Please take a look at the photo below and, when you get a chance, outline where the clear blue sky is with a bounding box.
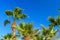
[0,0,60,38]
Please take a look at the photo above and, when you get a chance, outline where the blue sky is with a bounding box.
[0,0,60,38]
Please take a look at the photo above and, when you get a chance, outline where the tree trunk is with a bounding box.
[46,36,51,40]
[24,34,33,40]
[11,21,16,37]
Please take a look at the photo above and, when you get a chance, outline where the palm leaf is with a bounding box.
[48,16,55,23]
[20,14,27,19]
[48,24,54,32]
[26,23,33,34]
[50,29,58,37]
[5,10,13,16]
[17,23,25,35]
[19,22,25,29]
[17,22,33,36]
[56,15,60,25]
[41,24,49,36]
[48,16,57,25]
[41,24,47,30]
[15,14,27,20]
[3,34,12,39]
[14,7,27,20]
[35,34,41,40]
[3,33,18,40]
[14,7,22,14]
[4,20,10,26]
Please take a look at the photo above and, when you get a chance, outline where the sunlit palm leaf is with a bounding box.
[17,22,25,35]
[50,29,58,37]
[4,20,10,26]
[19,22,25,29]
[26,23,33,30]
[17,22,33,36]
[41,24,52,36]
[48,24,54,32]
[26,23,32,32]
[5,10,13,16]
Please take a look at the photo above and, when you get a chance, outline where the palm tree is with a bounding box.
[48,15,60,40]
[41,24,58,40]
[48,14,60,31]
[32,29,43,40]
[17,22,42,40]
[48,8,60,26]
[4,7,27,39]
[17,22,33,40]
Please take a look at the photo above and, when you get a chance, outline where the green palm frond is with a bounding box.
[56,15,60,25]
[15,13,27,20]
[3,33,12,39]
[17,22,25,35]
[48,16,57,26]
[5,7,27,20]
[4,20,10,26]
[5,10,13,16]
[14,7,22,14]
[15,14,27,20]
[48,16,55,23]
[48,24,54,32]
[34,29,39,33]
[41,24,47,30]
[14,7,27,19]
[41,25,48,36]
[20,14,27,19]
[19,22,25,29]
[3,33,18,40]
[4,35,7,39]
[35,34,41,40]
[15,14,20,19]
[17,22,33,35]
[26,23,33,30]
[19,22,33,31]
[50,29,58,37]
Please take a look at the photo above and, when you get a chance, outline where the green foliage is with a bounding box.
[3,7,60,40]
[4,7,27,26]
[17,22,33,35]
[48,16,57,26]
[48,15,60,26]
[4,20,10,26]
[56,15,60,25]
[3,33,18,40]
[40,24,58,40]
[5,10,13,16]
[15,14,27,19]
[14,7,22,14]
[3,34,12,39]
[5,7,27,20]
[48,16,55,23]
[3,7,27,40]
